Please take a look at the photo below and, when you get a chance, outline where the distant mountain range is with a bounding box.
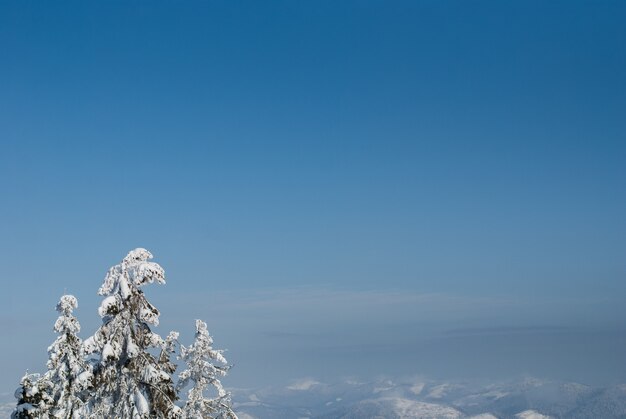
[231,377,626,418]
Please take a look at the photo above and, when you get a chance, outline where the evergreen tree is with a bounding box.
[44,295,93,418]
[177,320,237,419]
[83,248,180,418]
[12,373,54,419]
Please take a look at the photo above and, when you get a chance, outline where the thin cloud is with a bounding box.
[443,325,573,337]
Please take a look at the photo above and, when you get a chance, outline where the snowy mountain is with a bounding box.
[315,398,463,419]
[230,377,626,419]
[515,411,552,419]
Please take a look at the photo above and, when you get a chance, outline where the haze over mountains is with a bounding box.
[228,376,626,418]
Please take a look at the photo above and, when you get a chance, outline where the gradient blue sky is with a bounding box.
[1,1,626,391]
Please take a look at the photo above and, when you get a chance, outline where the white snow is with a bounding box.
[371,398,462,419]
[101,342,117,363]
[287,379,321,391]
[97,295,119,317]
[515,410,552,419]
[410,382,425,395]
[427,384,450,399]
[134,388,149,415]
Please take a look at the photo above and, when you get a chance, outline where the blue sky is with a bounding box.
[1,1,626,391]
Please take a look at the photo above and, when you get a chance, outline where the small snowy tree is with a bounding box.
[177,320,237,419]
[12,372,54,419]
[44,295,93,418]
[83,248,179,418]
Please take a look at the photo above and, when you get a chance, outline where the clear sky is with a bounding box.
[1,1,626,392]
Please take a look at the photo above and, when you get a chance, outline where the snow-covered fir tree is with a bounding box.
[44,295,93,418]
[177,320,237,419]
[83,248,180,418]
[12,372,54,419]
[13,248,237,419]
[14,295,91,419]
